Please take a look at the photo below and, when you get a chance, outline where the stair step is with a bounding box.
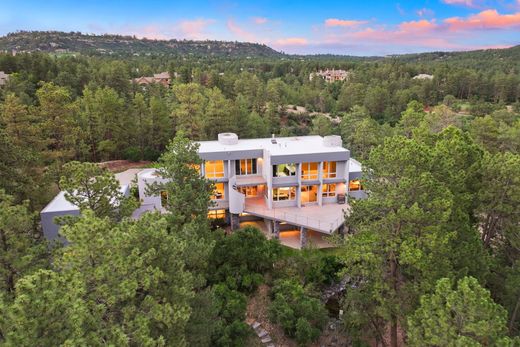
[261,336,272,343]
[257,329,268,338]
[252,321,261,329]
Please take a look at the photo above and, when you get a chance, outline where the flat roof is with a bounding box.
[197,135,348,156]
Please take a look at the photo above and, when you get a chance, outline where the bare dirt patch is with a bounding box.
[98,160,151,173]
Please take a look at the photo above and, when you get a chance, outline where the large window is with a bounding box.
[211,183,225,200]
[238,186,258,197]
[235,159,257,175]
[323,161,337,178]
[208,209,226,219]
[205,160,224,178]
[301,162,319,180]
[272,187,296,201]
[273,163,296,177]
[349,179,362,191]
[322,184,336,198]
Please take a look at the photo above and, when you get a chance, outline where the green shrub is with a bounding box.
[212,283,251,347]
[208,226,282,293]
[122,146,141,162]
[269,279,328,346]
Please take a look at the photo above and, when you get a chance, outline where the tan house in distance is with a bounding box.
[131,71,172,87]
[0,71,10,86]
[310,69,351,83]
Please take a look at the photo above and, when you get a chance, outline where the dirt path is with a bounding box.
[246,284,298,347]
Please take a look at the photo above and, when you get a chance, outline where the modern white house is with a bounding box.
[137,133,365,248]
[41,133,365,248]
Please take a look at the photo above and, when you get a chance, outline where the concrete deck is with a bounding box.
[243,197,348,234]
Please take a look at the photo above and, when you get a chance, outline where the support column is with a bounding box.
[230,213,240,231]
[273,220,280,239]
[338,224,346,239]
[299,226,307,249]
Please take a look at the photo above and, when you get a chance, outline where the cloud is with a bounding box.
[252,17,268,25]
[396,3,406,15]
[416,8,435,17]
[226,19,259,42]
[445,9,520,30]
[273,37,308,46]
[325,18,369,27]
[177,18,215,40]
[96,18,216,40]
[442,0,477,7]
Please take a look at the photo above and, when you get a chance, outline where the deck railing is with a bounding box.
[243,203,344,233]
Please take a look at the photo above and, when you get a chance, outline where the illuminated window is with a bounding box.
[273,163,296,177]
[160,191,168,207]
[205,160,224,178]
[272,187,296,201]
[238,186,258,197]
[323,161,337,178]
[208,209,226,219]
[211,183,225,200]
[322,184,336,197]
[301,162,319,180]
[349,180,362,191]
[235,159,257,175]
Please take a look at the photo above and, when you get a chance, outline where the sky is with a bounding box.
[1,0,519,55]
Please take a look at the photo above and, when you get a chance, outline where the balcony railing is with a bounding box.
[243,203,344,234]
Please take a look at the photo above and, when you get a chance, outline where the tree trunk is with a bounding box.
[509,294,520,334]
[390,256,399,347]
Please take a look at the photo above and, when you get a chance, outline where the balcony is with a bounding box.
[235,175,266,187]
[243,197,348,234]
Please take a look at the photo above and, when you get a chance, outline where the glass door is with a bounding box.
[300,185,318,205]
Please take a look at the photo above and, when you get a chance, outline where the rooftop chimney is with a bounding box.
[217,133,238,145]
[271,134,277,144]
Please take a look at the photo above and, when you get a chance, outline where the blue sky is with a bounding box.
[1,0,519,55]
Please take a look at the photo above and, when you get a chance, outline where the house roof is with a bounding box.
[153,72,170,79]
[197,135,349,157]
[41,185,129,214]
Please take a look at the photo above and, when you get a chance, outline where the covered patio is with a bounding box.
[239,221,335,250]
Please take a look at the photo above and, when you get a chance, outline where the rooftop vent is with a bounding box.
[271,134,277,144]
[323,135,342,147]
[218,133,238,145]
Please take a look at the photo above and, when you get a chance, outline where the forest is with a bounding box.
[0,40,520,346]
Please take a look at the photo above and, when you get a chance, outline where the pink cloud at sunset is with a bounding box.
[177,18,215,40]
[252,17,268,24]
[444,9,520,30]
[226,19,259,42]
[273,37,308,46]
[325,18,369,27]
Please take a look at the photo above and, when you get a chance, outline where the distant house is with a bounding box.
[131,71,173,87]
[0,71,10,86]
[310,69,351,83]
[413,74,434,80]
